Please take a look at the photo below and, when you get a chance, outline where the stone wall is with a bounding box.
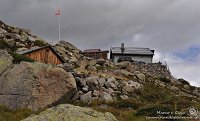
[131,62,172,79]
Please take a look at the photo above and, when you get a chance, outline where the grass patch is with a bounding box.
[107,99,140,109]
[159,77,171,84]
[69,76,200,121]
[0,105,41,121]
[94,107,135,121]
[135,104,173,117]
[0,40,9,49]
[8,52,34,63]
[96,66,105,70]
[33,40,47,47]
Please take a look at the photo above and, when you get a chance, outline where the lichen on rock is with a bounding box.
[22,104,118,121]
[0,61,77,111]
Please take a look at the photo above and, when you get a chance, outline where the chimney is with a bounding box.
[121,43,125,53]
[151,50,155,54]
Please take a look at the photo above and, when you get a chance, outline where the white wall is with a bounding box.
[113,55,153,63]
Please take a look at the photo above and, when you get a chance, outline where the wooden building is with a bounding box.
[110,43,155,63]
[81,49,109,60]
[17,45,65,65]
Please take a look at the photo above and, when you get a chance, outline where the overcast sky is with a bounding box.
[1,0,200,86]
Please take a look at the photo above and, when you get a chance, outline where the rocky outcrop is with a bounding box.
[73,71,144,103]
[54,40,81,65]
[0,20,200,110]
[23,104,118,121]
[0,50,13,74]
[73,58,200,103]
[56,40,79,52]
[131,63,172,79]
[0,61,77,110]
[0,20,47,52]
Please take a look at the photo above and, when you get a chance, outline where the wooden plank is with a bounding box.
[24,47,62,65]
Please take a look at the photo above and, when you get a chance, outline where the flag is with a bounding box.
[55,9,60,15]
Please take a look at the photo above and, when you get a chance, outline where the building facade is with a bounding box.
[110,43,154,63]
[17,45,65,65]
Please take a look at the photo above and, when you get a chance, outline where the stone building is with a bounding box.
[110,43,154,63]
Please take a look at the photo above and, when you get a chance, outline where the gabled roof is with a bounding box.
[17,46,47,55]
[17,45,65,63]
[82,49,109,53]
[111,47,154,55]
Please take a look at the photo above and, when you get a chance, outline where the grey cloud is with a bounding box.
[1,0,181,49]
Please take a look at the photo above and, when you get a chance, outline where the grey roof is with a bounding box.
[17,46,48,55]
[111,47,154,55]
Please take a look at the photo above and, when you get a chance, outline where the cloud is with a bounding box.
[154,51,200,87]
[175,46,200,61]
[1,0,200,86]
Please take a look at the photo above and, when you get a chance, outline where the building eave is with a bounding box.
[111,53,154,56]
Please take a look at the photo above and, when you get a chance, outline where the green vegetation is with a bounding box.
[0,77,198,121]
[8,52,34,63]
[70,100,138,121]
[0,40,9,49]
[108,99,140,109]
[177,78,190,85]
[96,66,105,70]
[33,40,47,47]
[159,77,171,84]
[69,77,199,121]
[0,105,40,121]
[135,104,173,117]
[0,39,22,51]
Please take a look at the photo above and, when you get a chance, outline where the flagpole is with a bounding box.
[55,9,61,41]
[58,11,60,41]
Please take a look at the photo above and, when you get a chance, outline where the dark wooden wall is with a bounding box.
[25,48,62,65]
[82,52,108,59]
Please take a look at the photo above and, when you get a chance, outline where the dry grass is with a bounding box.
[93,107,135,121]
[0,105,41,121]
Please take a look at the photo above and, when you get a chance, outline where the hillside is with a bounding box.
[0,20,199,121]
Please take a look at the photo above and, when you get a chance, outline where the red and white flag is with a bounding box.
[55,9,60,15]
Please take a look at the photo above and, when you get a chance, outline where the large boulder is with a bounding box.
[56,40,80,53]
[23,104,118,121]
[80,91,92,103]
[136,73,145,81]
[127,80,143,89]
[85,76,99,91]
[69,57,78,63]
[122,80,142,93]
[87,65,97,71]
[0,50,13,74]
[115,61,131,69]
[0,28,7,34]
[100,92,113,102]
[88,60,97,66]
[79,58,88,69]
[120,70,134,76]
[0,62,77,110]
[105,78,118,90]
[96,58,106,66]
